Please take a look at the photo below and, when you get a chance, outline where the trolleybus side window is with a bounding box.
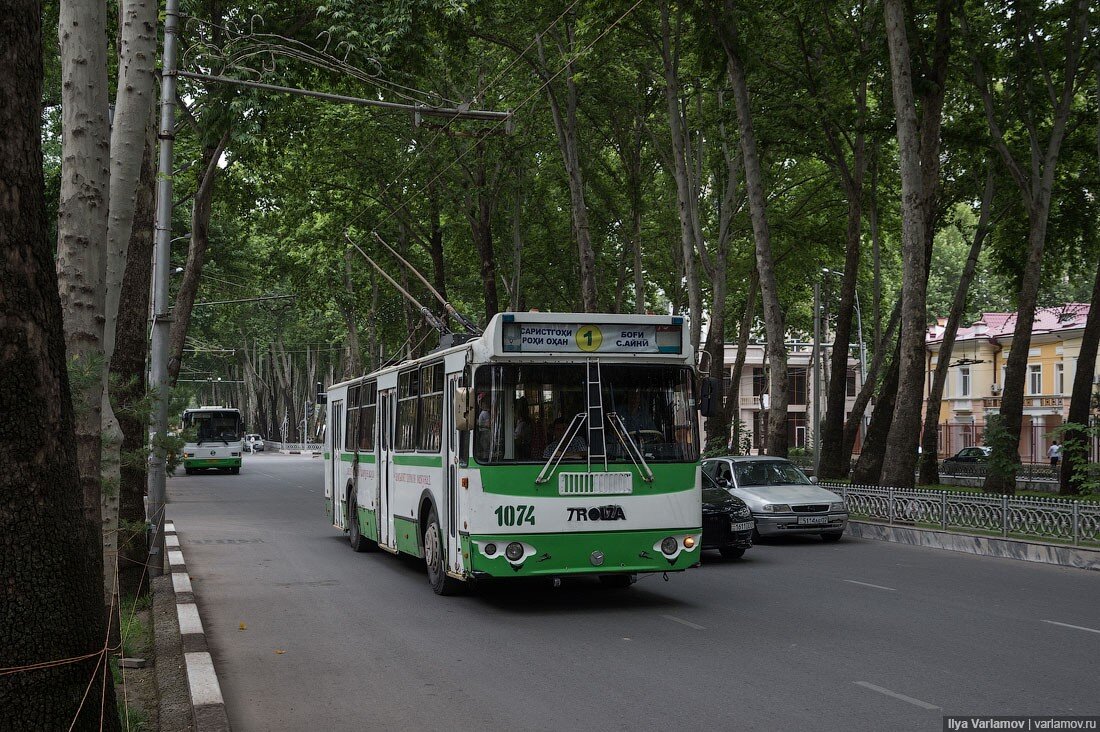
[358,381,377,451]
[396,370,419,451]
[345,384,360,452]
[473,363,698,464]
[418,363,444,453]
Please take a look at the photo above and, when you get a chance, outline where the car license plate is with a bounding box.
[798,516,828,525]
[730,521,754,532]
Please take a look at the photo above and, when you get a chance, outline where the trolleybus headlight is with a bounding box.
[660,537,678,555]
[484,543,497,557]
[682,536,696,549]
[505,542,524,561]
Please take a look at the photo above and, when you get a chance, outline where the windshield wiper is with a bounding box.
[607,413,654,483]
[535,412,586,485]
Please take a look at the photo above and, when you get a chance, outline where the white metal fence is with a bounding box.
[265,441,323,452]
[822,482,1100,547]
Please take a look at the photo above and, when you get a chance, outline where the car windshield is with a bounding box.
[473,363,697,464]
[732,460,811,487]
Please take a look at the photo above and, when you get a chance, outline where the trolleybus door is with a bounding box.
[378,390,395,548]
[330,399,344,527]
[445,374,460,572]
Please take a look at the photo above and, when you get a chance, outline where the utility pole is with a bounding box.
[813,282,821,475]
[147,0,180,577]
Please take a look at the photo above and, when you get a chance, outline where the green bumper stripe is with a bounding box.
[393,454,442,467]
[339,452,377,463]
[184,458,241,468]
[467,528,701,577]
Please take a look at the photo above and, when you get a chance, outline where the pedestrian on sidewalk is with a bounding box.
[1048,440,1061,467]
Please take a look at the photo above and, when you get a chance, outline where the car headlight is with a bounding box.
[830,501,846,511]
[762,503,790,513]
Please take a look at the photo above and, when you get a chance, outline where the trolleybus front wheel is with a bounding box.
[424,507,463,596]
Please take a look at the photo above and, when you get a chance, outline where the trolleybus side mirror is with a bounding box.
[316,381,327,405]
[454,387,474,431]
[699,377,721,418]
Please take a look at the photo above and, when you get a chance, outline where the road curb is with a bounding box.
[162,521,232,731]
[848,520,1100,571]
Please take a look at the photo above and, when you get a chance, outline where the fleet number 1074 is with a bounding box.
[494,505,535,527]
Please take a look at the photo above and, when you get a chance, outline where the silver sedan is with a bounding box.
[701,456,848,542]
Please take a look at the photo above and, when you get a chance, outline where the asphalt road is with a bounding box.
[167,454,1100,732]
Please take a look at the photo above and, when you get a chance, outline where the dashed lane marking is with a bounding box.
[661,614,705,630]
[854,681,940,710]
[1041,620,1100,635]
[844,579,897,592]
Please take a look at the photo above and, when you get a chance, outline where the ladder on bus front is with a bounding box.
[586,359,607,472]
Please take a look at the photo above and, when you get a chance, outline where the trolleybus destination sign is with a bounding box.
[501,320,682,354]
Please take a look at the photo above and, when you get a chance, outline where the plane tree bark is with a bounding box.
[918,166,996,485]
[879,0,952,489]
[964,0,1091,493]
[1059,262,1100,495]
[714,1,789,456]
[0,1,118,722]
[167,129,231,385]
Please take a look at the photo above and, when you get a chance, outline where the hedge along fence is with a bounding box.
[821,482,1100,547]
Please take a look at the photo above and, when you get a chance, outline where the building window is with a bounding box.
[752,367,766,397]
[959,367,971,397]
[788,367,808,405]
[846,368,857,397]
[1055,363,1064,395]
[1028,364,1042,395]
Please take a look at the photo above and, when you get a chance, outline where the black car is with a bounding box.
[701,472,754,559]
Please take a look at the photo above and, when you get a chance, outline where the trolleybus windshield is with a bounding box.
[183,410,242,444]
[473,363,697,464]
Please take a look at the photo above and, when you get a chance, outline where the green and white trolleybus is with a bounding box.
[323,312,705,594]
[181,406,244,474]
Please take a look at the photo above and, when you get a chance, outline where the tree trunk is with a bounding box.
[852,343,901,485]
[427,177,448,324]
[167,130,230,384]
[660,1,703,350]
[0,2,119,722]
[843,299,901,466]
[1060,261,1100,495]
[971,0,1089,493]
[728,271,759,454]
[466,139,499,321]
[537,27,598,312]
[56,0,111,534]
[110,110,157,598]
[341,247,362,378]
[716,4,789,456]
[879,0,932,489]
[918,167,995,485]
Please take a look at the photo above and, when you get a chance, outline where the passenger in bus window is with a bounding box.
[513,397,532,459]
[542,417,588,459]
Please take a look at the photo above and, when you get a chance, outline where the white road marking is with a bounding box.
[1041,620,1100,635]
[163,522,175,533]
[661,614,705,630]
[165,535,180,547]
[844,579,897,592]
[184,652,225,706]
[854,681,940,710]
[168,550,185,567]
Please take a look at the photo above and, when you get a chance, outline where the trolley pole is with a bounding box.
[147,0,181,577]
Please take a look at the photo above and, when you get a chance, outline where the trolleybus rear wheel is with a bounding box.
[347,489,374,552]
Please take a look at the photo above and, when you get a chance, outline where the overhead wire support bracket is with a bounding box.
[175,70,512,123]
[369,232,482,335]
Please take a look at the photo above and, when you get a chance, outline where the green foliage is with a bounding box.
[981,414,1020,489]
[1050,422,1100,496]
